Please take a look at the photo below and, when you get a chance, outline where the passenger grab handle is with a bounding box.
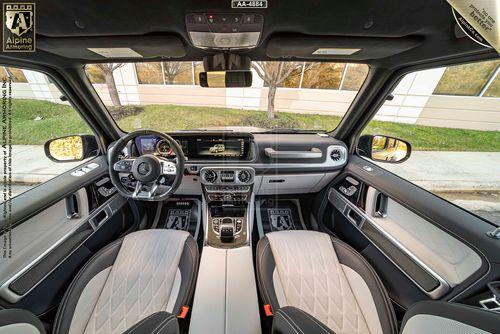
[264,147,323,159]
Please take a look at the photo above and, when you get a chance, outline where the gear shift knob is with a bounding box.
[220,217,235,242]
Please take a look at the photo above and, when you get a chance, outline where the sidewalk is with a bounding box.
[1,146,499,193]
[376,151,500,192]
[0,145,84,184]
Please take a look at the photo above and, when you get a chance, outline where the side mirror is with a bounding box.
[357,134,411,163]
[44,135,99,162]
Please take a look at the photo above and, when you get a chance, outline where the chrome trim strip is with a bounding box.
[264,147,323,159]
[328,189,451,299]
[0,194,126,303]
[188,145,348,171]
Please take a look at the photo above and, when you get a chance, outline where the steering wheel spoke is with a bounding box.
[132,180,160,200]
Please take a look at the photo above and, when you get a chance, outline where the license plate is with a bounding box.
[231,0,268,9]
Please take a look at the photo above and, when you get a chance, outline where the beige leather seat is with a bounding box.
[256,230,500,334]
[256,230,398,334]
[53,229,198,334]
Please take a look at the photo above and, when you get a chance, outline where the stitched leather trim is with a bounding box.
[331,237,398,334]
[256,237,281,310]
[52,238,123,334]
[172,236,199,314]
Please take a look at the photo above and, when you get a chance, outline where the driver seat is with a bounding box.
[52,229,199,334]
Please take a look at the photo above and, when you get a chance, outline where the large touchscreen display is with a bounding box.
[195,138,245,158]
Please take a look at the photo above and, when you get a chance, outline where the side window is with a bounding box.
[0,66,95,199]
[360,59,500,225]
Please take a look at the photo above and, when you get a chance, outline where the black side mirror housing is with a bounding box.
[44,135,99,162]
[357,134,411,164]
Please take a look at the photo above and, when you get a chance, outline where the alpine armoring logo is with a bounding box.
[3,3,35,52]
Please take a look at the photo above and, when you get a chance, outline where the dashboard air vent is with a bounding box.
[237,170,252,183]
[203,169,218,183]
[330,148,345,162]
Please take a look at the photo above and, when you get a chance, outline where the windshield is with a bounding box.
[85,61,369,133]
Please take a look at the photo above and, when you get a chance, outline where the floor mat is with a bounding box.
[256,198,306,239]
[153,198,201,239]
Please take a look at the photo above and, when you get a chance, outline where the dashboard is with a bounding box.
[135,134,252,160]
[115,131,350,195]
[121,131,350,176]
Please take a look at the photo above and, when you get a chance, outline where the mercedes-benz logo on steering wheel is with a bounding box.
[137,162,151,176]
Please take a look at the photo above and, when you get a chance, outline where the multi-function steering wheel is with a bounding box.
[108,130,185,201]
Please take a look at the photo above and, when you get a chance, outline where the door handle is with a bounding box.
[65,194,80,219]
[264,147,322,159]
[374,192,388,218]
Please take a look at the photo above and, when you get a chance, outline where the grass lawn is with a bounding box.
[10,99,500,151]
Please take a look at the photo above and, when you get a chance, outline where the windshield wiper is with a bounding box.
[264,128,326,134]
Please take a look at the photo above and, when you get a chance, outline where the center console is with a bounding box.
[190,166,261,334]
[200,166,255,248]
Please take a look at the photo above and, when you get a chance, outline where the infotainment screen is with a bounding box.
[195,138,245,158]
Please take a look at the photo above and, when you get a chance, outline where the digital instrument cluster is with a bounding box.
[135,134,251,160]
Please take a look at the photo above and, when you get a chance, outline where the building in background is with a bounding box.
[3,60,500,131]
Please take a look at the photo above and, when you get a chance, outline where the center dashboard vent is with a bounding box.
[237,170,252,183]
[203,169,218,183]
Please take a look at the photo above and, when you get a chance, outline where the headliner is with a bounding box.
[0,0,497,71]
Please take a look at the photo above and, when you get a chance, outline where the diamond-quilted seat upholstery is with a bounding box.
[256,230,398,334]
[52,230,199,334]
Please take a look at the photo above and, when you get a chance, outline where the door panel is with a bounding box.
[0,188,90,294]
[0,156,135,315]
[364,186,482,287]
[321,155,496,308]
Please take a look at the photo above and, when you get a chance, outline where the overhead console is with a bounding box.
[186,13,264,49]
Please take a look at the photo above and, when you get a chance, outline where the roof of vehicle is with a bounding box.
[0,0,497,70]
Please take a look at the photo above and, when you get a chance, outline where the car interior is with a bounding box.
[0,0,499,333]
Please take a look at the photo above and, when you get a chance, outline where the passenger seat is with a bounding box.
[256,230,499,334]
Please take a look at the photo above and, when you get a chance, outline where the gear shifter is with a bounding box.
[220,217,235,243]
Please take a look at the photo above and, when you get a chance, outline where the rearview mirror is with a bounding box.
[44,135,99,162]
[199,71,252,88]
[357,135,411,163]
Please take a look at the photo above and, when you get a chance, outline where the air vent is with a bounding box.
[330,148,344,162]
[203,169,218,183]
[237,170,252,183]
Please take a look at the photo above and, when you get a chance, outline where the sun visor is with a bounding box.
[266,35,423,60]
[37,35,186,60]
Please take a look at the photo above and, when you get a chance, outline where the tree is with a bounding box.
[163,62,190,84]
[95,63,124,107]
[252,62,315,118]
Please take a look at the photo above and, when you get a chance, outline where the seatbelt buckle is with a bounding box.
[178,306,190,319]
[263,304,273,316]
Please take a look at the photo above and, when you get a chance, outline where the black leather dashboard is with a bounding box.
[125,132,348,174]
